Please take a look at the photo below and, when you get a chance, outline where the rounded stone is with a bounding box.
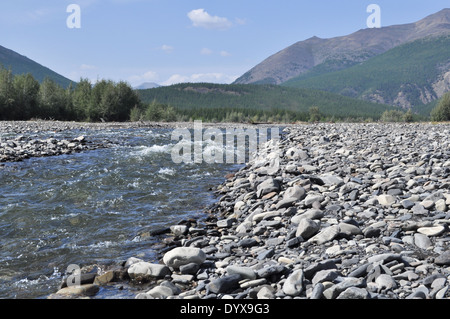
[128,262,171,279]
[226,265,257,280]
[417,225,445,237]
[282,269,304,296]
[163,247,206,269]
[56,284,99,297]
[146,285,174,299]
[375,274,397,290]
[336,287,369,299]
[377,195,396,206]
[308,225,340,245]
[170,225,189,236]
[257,286,275,299]
[296,218,320,239]
[414,233,432,250]
[434,250,450,266]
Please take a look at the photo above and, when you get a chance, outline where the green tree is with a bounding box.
[144,100,177,122]
[12,73,40,120]
[0,67,15,120]
[114,81,140,121]
[88,80,140,122]
[309,106,322,122]
[72,78,92,121]
[431,92,450,122]
[129,105,143,121]
[403,109,414,123]
[97,80,119,121]
[63,83,75,120]
[37,78,68,119]
[88,80,110,121]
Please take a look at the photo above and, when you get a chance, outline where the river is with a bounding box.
[0,126,243,298]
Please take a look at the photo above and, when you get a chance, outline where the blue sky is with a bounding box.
[0,0,448,87]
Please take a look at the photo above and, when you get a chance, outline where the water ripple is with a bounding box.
[0,128,241,298]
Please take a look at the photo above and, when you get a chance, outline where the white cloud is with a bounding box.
[128,70,160,85]
[26,8,52,21]
[235,18,247,25]
[187,9,233,30]
[162,74,190,86]
[162,73,238,86]
[199,48,231,57]
[161,44,174,53]
[80,64,97,70]
[200,48,213,55]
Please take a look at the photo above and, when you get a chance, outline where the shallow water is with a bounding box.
[0,127,242,298]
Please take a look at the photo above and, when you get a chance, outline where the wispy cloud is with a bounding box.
[80,64,98,70]
[187,9,233,30]
[160,44,174,53]
[199,48,231,57]
[200,48,213,55]
[234,17,247,25]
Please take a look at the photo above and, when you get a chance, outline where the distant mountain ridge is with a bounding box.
[283,35,450,110]
[134,82,161,90]
[0,45,73,88]
[234,9,450,86]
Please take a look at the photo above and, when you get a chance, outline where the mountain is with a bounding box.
[0,45,74,88]
[283,35,450,109]
[134,82,161,90]
[234,9,450,86]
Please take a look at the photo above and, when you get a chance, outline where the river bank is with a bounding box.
[40,122,450,300]
[0,120,276,134]
[0,120,277,163]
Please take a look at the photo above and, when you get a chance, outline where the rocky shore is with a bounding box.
[48,122,450,300]
[0,134,106,163]
[0,121,121,162]
[0,120,190,163]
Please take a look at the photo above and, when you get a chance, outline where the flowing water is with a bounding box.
[0,127,243,299]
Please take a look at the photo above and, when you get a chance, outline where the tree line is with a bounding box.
[0,67,140,122]
[0,68,388,124]
[136,82,400,121]
[1,66,448,123]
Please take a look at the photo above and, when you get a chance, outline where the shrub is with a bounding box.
[380,110,405,122]
[403,110,414,123]
[143,100,178,122]
[129,105,143,121]
[308,106,322,122]
[430,92,450,122]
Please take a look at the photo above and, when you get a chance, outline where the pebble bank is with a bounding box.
[42,122,450,299]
